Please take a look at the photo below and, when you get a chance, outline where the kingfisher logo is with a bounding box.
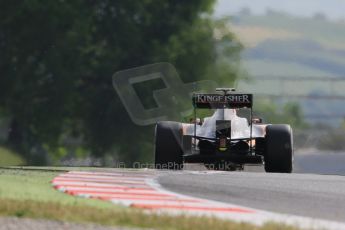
[112,63,218,125]
[193,93,253,109]
[196,94,251,103]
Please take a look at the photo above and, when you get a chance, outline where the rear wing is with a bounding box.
[191,92,254,153]
[192,93,253,109]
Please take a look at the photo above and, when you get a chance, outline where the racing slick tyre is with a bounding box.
[154,121,183,170]
[264,124,293,173]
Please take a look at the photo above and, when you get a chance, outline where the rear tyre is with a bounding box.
[154,121,183,170]
[264,124,293,173]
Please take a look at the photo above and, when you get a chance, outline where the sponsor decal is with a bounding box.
[193,94,253,108]
[196,94,251,103]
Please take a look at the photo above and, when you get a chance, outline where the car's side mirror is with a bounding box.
[190,118,203,125]
[252,117,263,124]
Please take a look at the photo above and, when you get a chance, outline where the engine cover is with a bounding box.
[216,120,231,138]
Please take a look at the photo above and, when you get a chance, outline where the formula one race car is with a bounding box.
[154,88,293,173]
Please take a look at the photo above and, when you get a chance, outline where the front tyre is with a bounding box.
[154,121,183,170]
[264,125,293,173]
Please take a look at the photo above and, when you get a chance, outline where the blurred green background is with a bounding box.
[0,0,244,166]
[1,1,344,166]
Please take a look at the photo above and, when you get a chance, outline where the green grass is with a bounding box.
[238,60,336,96]
[235,14,345,48]
[0,147,26,166]
[0,198,300,230]
[0,168,301,230]
[0,168,120,209]
[231,13,345,79]
[244,59,331,77]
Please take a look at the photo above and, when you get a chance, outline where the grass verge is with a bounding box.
[0,168,299,230]
[0,147,25,166]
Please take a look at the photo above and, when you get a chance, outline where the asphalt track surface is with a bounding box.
[158,167,345,223]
